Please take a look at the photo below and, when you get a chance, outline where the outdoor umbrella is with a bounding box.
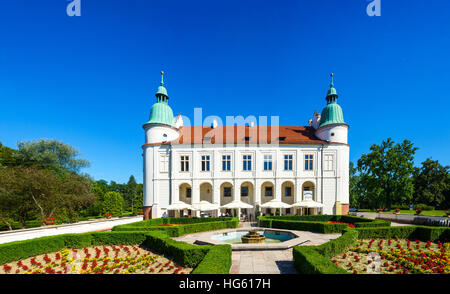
[260,199,292,209]
[291,200,324,208]
[166,201,193,210]
[220,200,253,209]
[192,200,219,211]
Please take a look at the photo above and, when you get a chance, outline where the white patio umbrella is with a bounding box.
[166,201,194,210]
[220,200,253,209]
[260,199,292,209]
[291,200,324,208]
[192,200,220,211]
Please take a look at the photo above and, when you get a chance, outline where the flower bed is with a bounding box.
[0,244,191,274]
[331,238,449,274]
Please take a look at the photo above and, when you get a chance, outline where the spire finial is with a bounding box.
[330,73,334,87]
[160,70,164,86]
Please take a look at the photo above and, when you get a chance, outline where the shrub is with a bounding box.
[355,226,450,242]
[0,230,231,272]
[191,245,232,274]
[258,215,388,232]
[414,204,435,211]
[292,229,357,274]
[112,217,239,237]
[101,191,124,216]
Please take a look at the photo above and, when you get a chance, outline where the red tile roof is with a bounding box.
[171,126,327,145]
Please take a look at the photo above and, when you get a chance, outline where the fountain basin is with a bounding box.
[211,229,295,244]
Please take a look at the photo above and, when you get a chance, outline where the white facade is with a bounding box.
[142,74,350,219]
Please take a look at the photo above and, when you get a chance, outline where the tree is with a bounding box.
[349,162,360,208]
[0,166,95,225]
[356,138,417,210]
[413,158,450,209]
[101,191,124,217]
[0,142,17,167]
[14,139,90,174]
[123,176,139,212]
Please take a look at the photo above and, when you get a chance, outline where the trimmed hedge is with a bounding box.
[192,244,232,274]
[258,215,390,233]
[293,229,358,274]
[355,225,450,242]
[292,225,450,274]
[112,217,239,237]
[0,230,232,273]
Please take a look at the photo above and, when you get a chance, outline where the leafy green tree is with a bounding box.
[123,175,139,212]
[101,191,124,217]
[0,142,17,167]
[357,138,417,210]
[14,139,90,174]
[0,166,95,224]
[413,158,450,209]
[349,162,360,208]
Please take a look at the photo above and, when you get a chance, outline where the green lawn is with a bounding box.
[357,209,448,217]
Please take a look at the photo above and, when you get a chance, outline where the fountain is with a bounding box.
[241,230,266,243]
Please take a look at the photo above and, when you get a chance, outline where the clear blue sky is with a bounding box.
[1,0,449,184]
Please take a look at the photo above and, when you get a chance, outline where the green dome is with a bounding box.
[156,85,168,96]
[319,102,345,128]
[145,71,175,127]
[147,101,175,127]
[319,73,346,128]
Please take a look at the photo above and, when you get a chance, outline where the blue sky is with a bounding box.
[0,0,449,183]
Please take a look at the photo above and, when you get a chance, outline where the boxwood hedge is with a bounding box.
[112,217,239,237]
[0,230,232,273]
[258,215,390,233]
[292,225,450,274]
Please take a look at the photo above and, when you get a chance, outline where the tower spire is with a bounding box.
[155,70,168,101]
[326,73,338,104]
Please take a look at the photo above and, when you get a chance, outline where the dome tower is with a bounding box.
[143,71,181,144]
[315,74,349,144]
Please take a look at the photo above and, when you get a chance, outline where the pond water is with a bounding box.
[211,230,295,244]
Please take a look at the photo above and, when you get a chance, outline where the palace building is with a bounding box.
[142,72,349,220]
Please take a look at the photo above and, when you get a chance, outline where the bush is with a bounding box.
[0,230,231,273]
[292,229,357,274]
[258,215,389,232]
[414,204,435,211]
[192,245,232,274]
[355,226,450,242]
[112,217,239,237]
[101,191,124,217]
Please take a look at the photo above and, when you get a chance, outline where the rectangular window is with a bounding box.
[285,187,292,197]
[224,187,232,197]
[222,155,231,171]
[243,155,252,171]
[241,186,249,197]
[159,154,169,173]
[263,155,273,171]
[284,154,293,171]
[304,154,314,171]
[180,155,190,172]
[265,186,273,197]
[186,188,192,198]
[201,155,210,171]
[324,154,334,171]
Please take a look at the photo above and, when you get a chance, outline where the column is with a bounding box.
[192,182,200,217]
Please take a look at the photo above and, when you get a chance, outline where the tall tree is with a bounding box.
[0,166,95,224]
[0,142,17,167]
[123,175,138,211]
[14,139,90,174]
[413,158,450,209]
[357,138,417,209]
